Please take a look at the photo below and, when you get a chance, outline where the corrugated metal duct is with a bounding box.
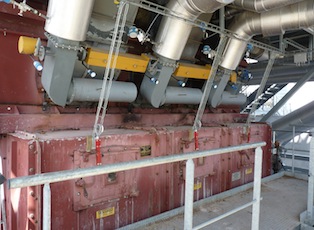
[221,0,314,70]
[233,0,304,12]
[153,0,234,60]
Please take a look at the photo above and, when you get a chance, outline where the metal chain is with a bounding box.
[92,1,129,140]
[192,35,228,131]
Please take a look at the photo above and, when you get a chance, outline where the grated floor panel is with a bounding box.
[141,176,307,230]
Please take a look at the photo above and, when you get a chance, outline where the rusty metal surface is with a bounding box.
[0,123,271,230]
[0,105,247,134]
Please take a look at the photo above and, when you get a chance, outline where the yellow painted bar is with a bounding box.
[174,63,211,80]
[18,36,38,54]
[86,49,237,82]
[85,48,150,73]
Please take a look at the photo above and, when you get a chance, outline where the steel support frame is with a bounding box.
[261,66,314,122]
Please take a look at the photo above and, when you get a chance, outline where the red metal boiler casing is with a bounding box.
[1,123,271,229]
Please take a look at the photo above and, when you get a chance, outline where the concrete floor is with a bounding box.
[140,176,307,230]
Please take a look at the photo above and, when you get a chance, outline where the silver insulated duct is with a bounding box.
[45,0,95,41]
[221,0,314,70]
[153,0,234,60]
[232,0,304,12]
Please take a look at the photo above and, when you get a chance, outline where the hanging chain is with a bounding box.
[92,1,129,164]
[191,35,228,150]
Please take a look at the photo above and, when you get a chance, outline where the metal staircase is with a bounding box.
[241,83,287,114]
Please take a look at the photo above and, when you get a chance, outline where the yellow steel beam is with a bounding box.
[85,48,150,73]
[86,49,237,82]
[174,63,211,80]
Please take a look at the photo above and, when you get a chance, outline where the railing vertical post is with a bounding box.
[252,147,263,230]
[292,126,295,174]
[43,183,51,230]
[184,159,195,230]
[306,136,314,223]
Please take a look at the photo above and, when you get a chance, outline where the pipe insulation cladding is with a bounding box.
[45,0,95,41]
[220,0,314,70]
[233,0,304,12]
[67,78,138,104]
[153,0,234,60]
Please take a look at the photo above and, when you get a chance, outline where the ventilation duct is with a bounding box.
[233,0,304,12]
[153,0,234,60]
[221,0,314,70]
[45,0,95,41]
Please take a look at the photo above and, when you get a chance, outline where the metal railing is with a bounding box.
[8,142,265,230]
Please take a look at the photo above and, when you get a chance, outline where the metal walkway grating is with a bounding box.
[138,176,307,230]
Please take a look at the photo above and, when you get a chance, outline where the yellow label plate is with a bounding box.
[96,207,115,219]
[194,182,202,190]
[245,168,253,175]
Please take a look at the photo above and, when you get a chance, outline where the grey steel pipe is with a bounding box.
[153,0,234,60]
[161,86,246,106]
[233,0,304,12]
[45,0,95,41]
[8,142,265,189]
[221,0,314,70]
[67,78,138,103]
[162,87,203,104]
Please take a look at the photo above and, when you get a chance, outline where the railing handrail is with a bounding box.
[8,141,266,189]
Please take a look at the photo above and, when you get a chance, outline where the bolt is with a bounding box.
[77,192,81,196]
[29,191,35,197]
[29,213,35,219]
[7,107,11,111]
[29,168,34,173]
[29,145,34,150]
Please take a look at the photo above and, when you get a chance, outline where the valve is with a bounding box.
[239,69,252,82]
[150,77,159,85]
[177,80,186,87]
[245,43,254,58]
[33,61,43,71]
[128,26,139,39]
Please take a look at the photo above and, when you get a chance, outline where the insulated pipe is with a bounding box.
[161,86,246,106]
[233,0,304,12]
[153,0,234,60]
[45,0,95,41]
[221,0,314,70]
[162,87,203,104]
[67,78,137,103]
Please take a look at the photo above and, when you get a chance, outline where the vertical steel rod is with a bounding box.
[307,136,314,222]
[251,147,263,230]
[184,159,195,230]
[292,126,295,174]
[43,183,51,230]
